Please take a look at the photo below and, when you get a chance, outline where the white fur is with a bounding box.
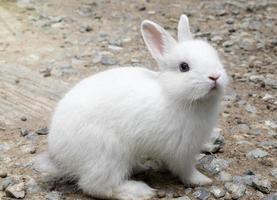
[39,15,228,200]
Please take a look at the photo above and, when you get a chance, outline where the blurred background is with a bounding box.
[0,0,276,199]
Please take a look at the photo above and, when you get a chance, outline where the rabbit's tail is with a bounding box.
[34,152,61,177]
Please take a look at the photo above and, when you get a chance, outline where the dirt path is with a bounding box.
[0,0,276,199]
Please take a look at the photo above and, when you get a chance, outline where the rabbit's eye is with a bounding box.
[179,62,190,72]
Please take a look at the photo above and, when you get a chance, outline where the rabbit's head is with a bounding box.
[141,15,228,102]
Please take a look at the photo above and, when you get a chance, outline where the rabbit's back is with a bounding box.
[47,67,164,168]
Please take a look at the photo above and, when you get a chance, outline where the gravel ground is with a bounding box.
[0,0,276,199]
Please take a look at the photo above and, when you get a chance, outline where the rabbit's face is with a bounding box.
[159,40,228,101]
[141,15,228,101]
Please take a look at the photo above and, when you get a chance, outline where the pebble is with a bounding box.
[264,78,277,89]
[0,143,10,152]
[239,38,257,51]
[0,170,7,178]
[262,94,274,101]
[252,177,272,194]
[39,67,51,77]
[270,168,277,178]
[174,195,191,200]
[210,186,225,198]
[0,177,15,191]
[246,149,269,158]
[35,127,49,135]
[258,141,277,148]
[205,158,231,174]
[267,130,277,137]
[101,56,117,65]
[237,124,250,133]
[249,128,262,136]
[222,41,234,47]
[219,171,233,182]
[233,175,255,185]
[20,116,27,121]
[20,128,30,137]
[193,188,210,200]
[245,104,257,113]
[5,182,25,199]
[265,120,277,129]
[264,193,277,200]
[108,45,123,51]
[46,191,62,200]
[224,182,246,199]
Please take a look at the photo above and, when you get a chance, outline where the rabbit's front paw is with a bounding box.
[184,168,212,186]
[113,180,156,200]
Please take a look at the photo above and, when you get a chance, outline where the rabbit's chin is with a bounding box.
[188,86,223,103]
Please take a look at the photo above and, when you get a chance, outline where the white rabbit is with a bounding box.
[38,15,228,200]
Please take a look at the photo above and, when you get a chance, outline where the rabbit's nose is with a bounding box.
[208,74,221,82]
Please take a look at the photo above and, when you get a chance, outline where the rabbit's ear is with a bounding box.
[141,20,177,61]
[178,15,193,42]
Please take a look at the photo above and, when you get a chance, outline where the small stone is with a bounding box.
[219,171,233,182]
[267,130,277,137]
[138,6,146,11]
[265,120,277,129]
[264,78,277,89]
[79,25,92,32]
[26,133,38,143]
[77,6,93,17]
[0,143,10,152]
[249,128,262,136]
[239,38,257,51]
[20,116,27,121]
[174,195,191,200]
[264,193,277,200]
[0,170,7,178]
[237,124,250,133]
[108,45,123,51]
[245,104,257,113]
[211,35,223,43]
[262,94,274,101]
[0,177,15,191]
[101,56,117,65]
[29,146,37,154]
[244,170,255,175]
[193,188,209,200]
[35,127,49,135]
[224,183,246,199]
[147,10,156,15]
[20,129,29,137]
[197,154,215,169]
[205,158,231,174]
[246,149,268,159]
[258,141,277,148]
[39,68,51,77]
[109,38,122,46]
[249,75,265,83]
[210,186,225,198]
[46,191,62,200]
[270,168,277,178]
[233,175,255,186]
[222,41,234,47]
[252,177,272,194]
[5,182,25,199]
